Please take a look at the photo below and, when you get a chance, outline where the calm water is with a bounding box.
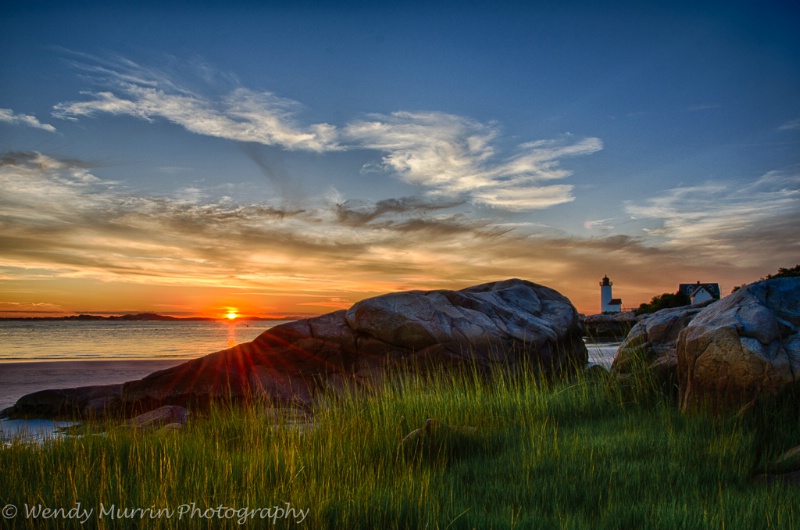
[0,320,289,362]
[0,320,291,417]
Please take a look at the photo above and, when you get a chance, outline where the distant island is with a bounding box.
[0,313,303,322]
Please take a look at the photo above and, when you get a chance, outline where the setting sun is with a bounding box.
[225,309,238,320]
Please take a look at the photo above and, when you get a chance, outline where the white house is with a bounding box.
[679,281,721,304]
[600,275,622,313]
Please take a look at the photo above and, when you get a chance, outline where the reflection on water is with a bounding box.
[1,418,77,446]
[0,320,288,362]
[227,323,237,348]
[585,341,619,369]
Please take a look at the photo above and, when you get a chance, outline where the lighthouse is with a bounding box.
[599,275,622,313]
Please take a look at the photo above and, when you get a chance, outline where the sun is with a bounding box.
[225,309,238,320]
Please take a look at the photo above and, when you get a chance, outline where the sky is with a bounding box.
[1,0,799,318]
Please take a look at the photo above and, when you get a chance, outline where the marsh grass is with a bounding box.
[2,360,799,529]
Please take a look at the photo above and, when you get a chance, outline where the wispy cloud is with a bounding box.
[686,103,722,112]
[4,151,795,312]
[583,217,616,232]
[345,111,602,210]
[52,54,339,152]
[778,119,800,131]
[0,301,63,314]
[0,152,504,288]
[333,196,467,227]
[625,171,800,265]
[9,53,796,312]
[0,150,669,309]
[51,54,602,212]
[0,108,56,132]
[54,86,340,152]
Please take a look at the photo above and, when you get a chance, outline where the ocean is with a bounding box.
[0,320,286,362]
[0,320,286,417]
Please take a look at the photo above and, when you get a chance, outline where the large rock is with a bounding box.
[677,278,800,413]
[2,384,122,419]
[582,313,641,341]
[611,302,713,393]
[123,405,189,429]
[6,279,587,418]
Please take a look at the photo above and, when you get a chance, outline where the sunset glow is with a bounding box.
[1,3,797,318]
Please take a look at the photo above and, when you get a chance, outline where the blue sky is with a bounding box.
[1,0,798,316]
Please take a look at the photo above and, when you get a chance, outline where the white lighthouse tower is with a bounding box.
[600,275,621,313]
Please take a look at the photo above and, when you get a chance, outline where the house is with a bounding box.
[679,281,721,304]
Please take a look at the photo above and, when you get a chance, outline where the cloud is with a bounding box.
[345,111,602,210]
[686,103,721,112]
[333,196,466,227]
[778,119,800,131]
[0,151,658,307]
[0,301,63,314]
[52,55,339,152]
[11,53,795,311]
[583,218,616,232]
[0,152,507,289]
[54,86,339,152]
[0,108,56,132]
[624,171,800,266]
[52,54,602,212]
[4,151,795,313]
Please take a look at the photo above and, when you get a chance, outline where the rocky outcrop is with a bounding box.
[582,313,640,341]
[611,302,713,394]
[401,418,477,444]
[123,405,189,429]
[677,278,800,413]
[6,279,587,418]
[3,384,122,419]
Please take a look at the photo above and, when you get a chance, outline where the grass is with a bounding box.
[1,360,799,529]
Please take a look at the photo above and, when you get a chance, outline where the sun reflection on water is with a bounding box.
[227,323,238,348]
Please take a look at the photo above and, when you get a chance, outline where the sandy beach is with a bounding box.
[0,359,185,413]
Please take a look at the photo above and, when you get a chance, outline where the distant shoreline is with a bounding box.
[0,313,304,322]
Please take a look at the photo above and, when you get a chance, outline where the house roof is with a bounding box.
[679,282,721,299]
[609,298,622,305]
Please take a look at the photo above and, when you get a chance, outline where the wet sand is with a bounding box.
[0,359,185,413]
[0,360,186,443]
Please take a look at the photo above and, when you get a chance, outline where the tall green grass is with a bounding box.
[2,362,798,529]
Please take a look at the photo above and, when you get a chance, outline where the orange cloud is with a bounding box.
[1,152,793,317]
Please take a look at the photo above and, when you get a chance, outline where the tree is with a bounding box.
[731,264,800,293]
[768,265,800,279]
[635,290,691,316]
